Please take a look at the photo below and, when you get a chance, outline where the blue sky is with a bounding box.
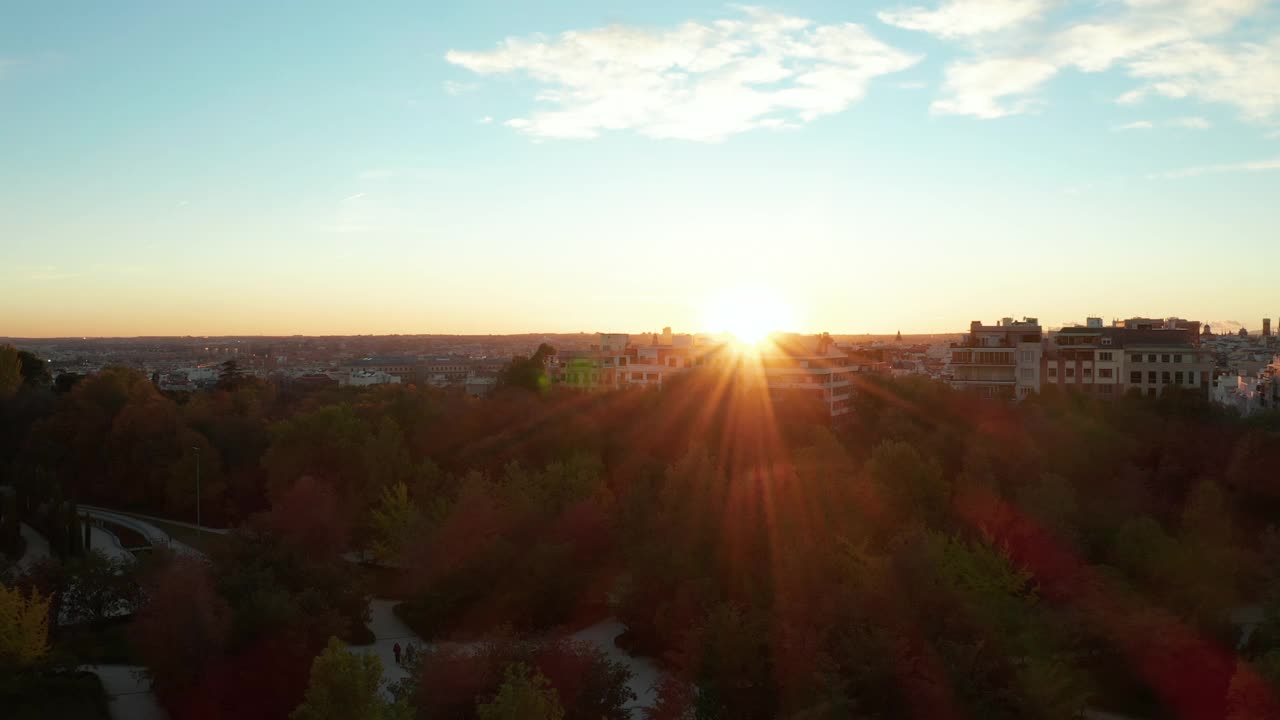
[2,1,1278,337]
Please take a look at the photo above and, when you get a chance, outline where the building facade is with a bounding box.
[1044,318,1211,398]
[949,318,1044,399]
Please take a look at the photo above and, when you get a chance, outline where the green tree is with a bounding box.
[16,350,52,388]
[864,440,948,528]
[367,481,421,565]
[477,663,565,720]
[217,359,245,390]
[1015,473,1080,547]
[262,405,370,498]
[60,550,139,624]
[291,637,411,720]
[501,344,555,393]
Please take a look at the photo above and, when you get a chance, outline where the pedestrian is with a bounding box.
[393,642,401,665]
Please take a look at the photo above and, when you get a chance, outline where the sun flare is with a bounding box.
[703,289,795,345]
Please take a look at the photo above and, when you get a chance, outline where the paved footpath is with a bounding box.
[347,598,421,691]
[83,664,169,720]
[571,618,662,715]
[87,524,136,563]
[17,522,52,570]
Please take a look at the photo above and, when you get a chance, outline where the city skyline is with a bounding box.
[4,1,1280,337]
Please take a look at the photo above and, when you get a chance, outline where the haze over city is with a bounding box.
[4,1,1279,338]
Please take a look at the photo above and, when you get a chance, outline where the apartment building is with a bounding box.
[756,334,856,417]
[1044,317,1211,398]
[557,331,855,419]
[949,318,1044,399]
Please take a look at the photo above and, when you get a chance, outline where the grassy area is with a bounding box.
[55,618,139,666]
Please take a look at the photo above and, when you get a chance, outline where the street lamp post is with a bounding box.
[192,446,202,540]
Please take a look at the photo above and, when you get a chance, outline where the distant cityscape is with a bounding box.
[3,315,1277,418]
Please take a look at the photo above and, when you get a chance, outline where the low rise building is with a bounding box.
[949,318,1044,399]
[1045,317,1211,398]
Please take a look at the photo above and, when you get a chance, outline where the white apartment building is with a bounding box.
[949,318,1044,399]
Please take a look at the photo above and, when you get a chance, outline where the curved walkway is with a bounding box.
[571,619,662,714]
[87,524,135,562]
[83,664,169,720]
[18,522,52,570]
[347,599,421,695]
[79,507,202,558]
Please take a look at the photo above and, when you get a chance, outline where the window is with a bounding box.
[1148,371,1157,384]
[1102,337,1113,346]
[1020,350,1032,362]
[1175,371,1183,384]
[1148,388,1157,397]
[1173,354,1182,363]
[1020,368,1034,380]
[1099,368,1113,379]
[1084,367,1093,378]
[1131,371,1142,384]
[1048,367,1058,378]
[1099,384,1114,394]
[1162,371,1171,384]
[1066,367,1075,378]
[1161,354,1170,363]
[1132,354,1143,363]
[1099,352,1113,361]
[1187,371,1196,385]
[1148,354,1157,363]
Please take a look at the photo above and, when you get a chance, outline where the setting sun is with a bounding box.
[702,289,795,345]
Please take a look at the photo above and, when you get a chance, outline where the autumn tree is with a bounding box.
[291,637,411,720]
[477,664,565,720]
[0,585,49,671]
[130,554,231,704]
[0,345,21,399]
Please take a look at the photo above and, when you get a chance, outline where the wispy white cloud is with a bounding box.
[879,0,1051,39]
[477,116,493,124]
[892,0,1274,122]
[1149,155,1280,179]
[1169,115,1211,129]
[445,6,920,141]
[1125,37,1280,122]
[341,192,367,203]
[1114,116,1210,131]
[443,80,477,96]
[931,57,1058,118]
